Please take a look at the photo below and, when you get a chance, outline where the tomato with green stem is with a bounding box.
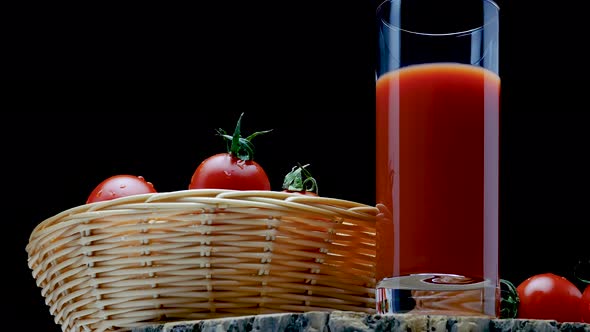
[87,174,157,203]
[189,113,272,191]
[282,163,318,196]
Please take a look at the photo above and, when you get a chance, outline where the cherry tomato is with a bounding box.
[582,285,590,323]
[87,175,157,203]
[516,273,582,323]
[283,190,318,196]
[189,153,270,190]
[281,163,318,196]
[189,112,271,191]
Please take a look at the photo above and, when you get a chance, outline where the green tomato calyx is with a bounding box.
[500,278,520,319]
[282,163,318,194]
[217,112,272,161]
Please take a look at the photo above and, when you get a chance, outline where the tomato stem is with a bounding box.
[575,258,590,284]
[282,163,319,194]
[500,278,519,319]
[216,112,272,161]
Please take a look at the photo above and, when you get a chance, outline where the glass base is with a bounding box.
[376,273,497,317]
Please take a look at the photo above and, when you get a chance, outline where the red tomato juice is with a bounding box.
[376,63,500,292]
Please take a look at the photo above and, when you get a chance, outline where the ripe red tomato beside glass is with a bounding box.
[87,175,157,203]
[516,273,582,323]
[582,285,590,323]
[189,112,271,191]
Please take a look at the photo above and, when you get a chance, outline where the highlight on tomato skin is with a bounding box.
[86,175,157,204]
[515,273,583,323]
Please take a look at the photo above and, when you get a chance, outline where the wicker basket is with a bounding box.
[26,189,378,332]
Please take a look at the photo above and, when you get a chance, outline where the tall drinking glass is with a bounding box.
[375,0,500,317]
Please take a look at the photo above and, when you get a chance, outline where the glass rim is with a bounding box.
[376,0,500,37]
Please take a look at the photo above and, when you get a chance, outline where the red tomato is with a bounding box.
[189,153,270,190]
[516,273,582,322]
[283,190,318,196]
[189,112,271,191]
[582,285,590,323]
[87,175,157,203]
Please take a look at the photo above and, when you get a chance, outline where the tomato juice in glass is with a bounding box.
[375,0,500,317]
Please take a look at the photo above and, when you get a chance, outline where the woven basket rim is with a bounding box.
[28,189,378,250]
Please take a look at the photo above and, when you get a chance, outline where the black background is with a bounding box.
[4,0,590,330]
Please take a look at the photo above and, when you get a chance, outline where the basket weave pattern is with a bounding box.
[26,190,378,332]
